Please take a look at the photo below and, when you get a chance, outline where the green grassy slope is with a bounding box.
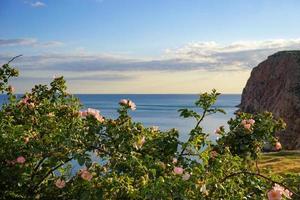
[259,151,300,174]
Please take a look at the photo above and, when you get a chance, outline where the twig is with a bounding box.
[7,55,22,64]
[255,160,260,174]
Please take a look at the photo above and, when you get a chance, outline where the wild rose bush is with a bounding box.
[0,60,299,199]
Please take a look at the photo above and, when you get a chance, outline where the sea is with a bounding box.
[0,94,241,141]
[77,94,240,141]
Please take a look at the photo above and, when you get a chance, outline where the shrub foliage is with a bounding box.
[0,59,299,199]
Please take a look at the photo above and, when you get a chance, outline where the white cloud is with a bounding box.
[30,1,46,7]
[2,38,300,73]
[0,38,37,46]
[0,38,63,48]
[2,38,300,93]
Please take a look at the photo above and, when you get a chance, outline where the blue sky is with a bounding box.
[1,0,300,93]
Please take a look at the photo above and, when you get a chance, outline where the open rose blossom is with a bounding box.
[79,108,104,123]
[173,167,184,175]
[80,169,93,181]
[248,119,255,125]
[16,156,26,164]
[241,119,247,125]
[275,142,282,151]
[128,100,136,110]
[267,184,292,200]
[243,123,251,130]
[79,111,88,117]
[119,99,136,110]
[267,189,281,200]
[241,119,255,130]
[119,99,128,105]
[55,179,66,189]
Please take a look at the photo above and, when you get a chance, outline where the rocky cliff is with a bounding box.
[240,51,300,149]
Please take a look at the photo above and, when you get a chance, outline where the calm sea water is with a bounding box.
[0,94,241,141]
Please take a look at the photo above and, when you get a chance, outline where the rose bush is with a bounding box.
[0,59,299,199]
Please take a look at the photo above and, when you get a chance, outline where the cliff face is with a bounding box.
[240,51,300,149]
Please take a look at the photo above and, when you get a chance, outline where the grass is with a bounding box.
[258,151,300,174]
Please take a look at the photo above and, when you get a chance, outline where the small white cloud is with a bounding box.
[0,38,37,46]
[30,1,46,7]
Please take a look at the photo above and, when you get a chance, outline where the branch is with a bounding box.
[30,157,73,193]
[30,156,48,182]
[210,171,300,198]
[7,55,22,64]
[179,109,207,156]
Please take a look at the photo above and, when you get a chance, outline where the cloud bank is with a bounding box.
[1,38,300,72]
[1,38,300,93]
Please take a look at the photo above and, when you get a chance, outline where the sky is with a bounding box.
[1,0,300,94]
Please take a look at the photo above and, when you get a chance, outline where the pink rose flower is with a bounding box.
[80,108,104,122]
[275,142,282,151]
[16,156,26,164]
[79,111,88,117]
[241,119,255,130]
[267,189,281,200]
[243,123,251,130]
[182,173,191,181]
[173,167,184,175]
[241,119,247,125]
[128,100,136,110]
[55,178,66,189]
[21,97,29,104]
[87,108,100,116]
[282,189,293,199]
[119,99,136,110]
[80,169,93,181]
[119,99,128,105]
[172,158,178,164]
[267,184,292,200]
[214,128,222,135]
[248,119,255,125]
